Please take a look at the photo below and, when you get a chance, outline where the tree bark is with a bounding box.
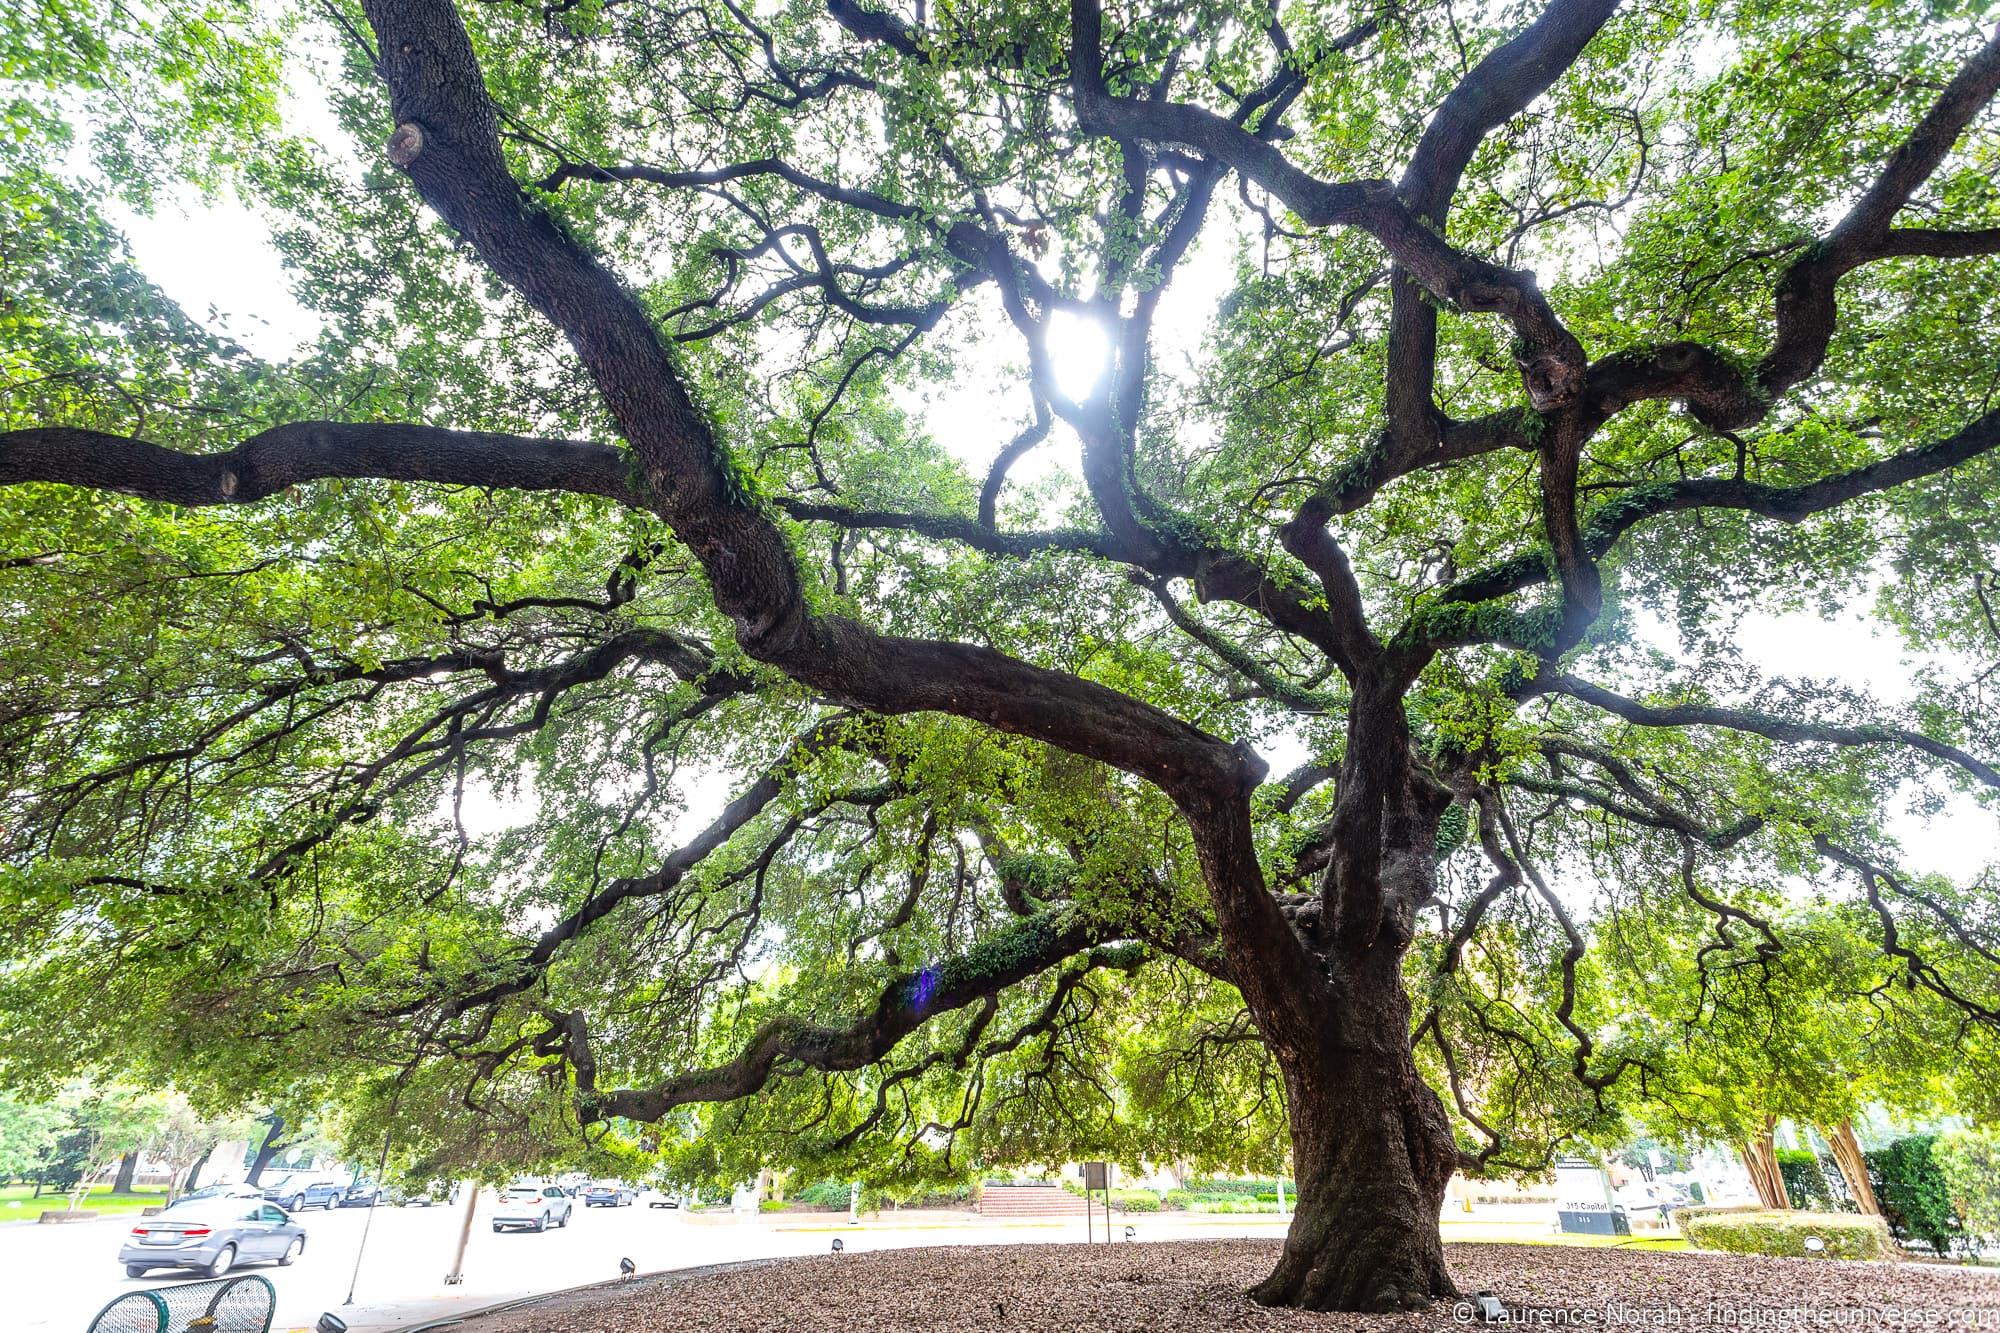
[110,1151,139,1196]
[1821,1120,1880,1215]
[1249,951,1458,1311]
[1739,1122,1791,1209]
[245,1115,290,1187]
[175,1142,215,1199]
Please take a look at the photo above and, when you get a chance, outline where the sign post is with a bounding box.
[1083,1162,1109,1245]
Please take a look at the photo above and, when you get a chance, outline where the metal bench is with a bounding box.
[85,1275,276,1333]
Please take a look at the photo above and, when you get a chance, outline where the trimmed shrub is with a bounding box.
[1109,1190,1160,1213]
[1776,1148,1836,1211]
[1670,1203,1760,1231]
[793,1180,853,1209]
[1186,1177,1282,1197]
[1181,1196,1281,1214]
[1867,1135,1965,1257]
[1682,1210,1892,1260]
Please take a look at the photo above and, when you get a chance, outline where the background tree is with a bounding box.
[49,1085,167,1210]
[0,1094,63,1186]
[2,0,1998,1310]
[1600,902,1965,1211]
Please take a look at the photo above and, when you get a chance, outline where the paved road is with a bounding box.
[8,1199,1292,1332]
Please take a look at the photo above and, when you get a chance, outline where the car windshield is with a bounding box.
[501,1189,539,1202]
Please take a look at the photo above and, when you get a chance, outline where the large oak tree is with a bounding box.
[3,0,1999,1310]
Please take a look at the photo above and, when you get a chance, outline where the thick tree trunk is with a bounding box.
[110,1151,139,1196]
[1739,1121,1791,1210]
[175,1142,215,1199]
[245,1115,289,1187]
[1821,1120,1880,1215]
[1250,953,1458,1312]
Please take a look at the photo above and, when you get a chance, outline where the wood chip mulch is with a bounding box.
[454,1239,2000,1333]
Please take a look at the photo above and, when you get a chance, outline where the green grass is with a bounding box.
[0,1183,173,1219]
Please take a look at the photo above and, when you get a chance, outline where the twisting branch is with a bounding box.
[446,718,856,1019]
[1527,672,2000,789]
[1420,405,2000,641]
[565,908,1108,1120]
[1479,788,1646,1099]
[1067,0,1591,412]
[1815,837,2000,1025]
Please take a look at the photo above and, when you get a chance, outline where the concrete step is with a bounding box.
[979,1186,1088,1216]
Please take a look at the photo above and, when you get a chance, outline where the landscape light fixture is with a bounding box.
[1802,1237,1827,1253]
[315,1315,349,1333]
[620,1256,637,1277]
[1473,1291,1509,1322]
[831,1237,845,1253]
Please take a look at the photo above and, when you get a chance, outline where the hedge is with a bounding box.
[1108,1191,1160,1213]
[1186,1177,1283,1197]
[1682,1210,1892,1260]
[1775,1149,1836,1211]
[792,1180,854,1209]
[1866,1134,1964,1257]
[1670,1203,1760,1231]
[1172,1195,1282,1214]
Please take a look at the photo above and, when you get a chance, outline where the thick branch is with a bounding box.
[1531,673,2000,789]
[0,423,645,508]
[1424,405,2000,629]
[574,909,1102,1119]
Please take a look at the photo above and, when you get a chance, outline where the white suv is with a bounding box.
[491,1183,573,1232]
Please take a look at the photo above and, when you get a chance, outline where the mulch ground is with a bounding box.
[454,1240,2000,1333]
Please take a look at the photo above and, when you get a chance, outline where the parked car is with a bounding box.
[645,1190,680,1209]
[339,1180,382,1208]
[582,1183,636,1208]
[384,1180,448,1207]
[119,1198,306,1278]
[261,1173,346,1212]
[492,1183,573,1232]
[178,1183,267,1204]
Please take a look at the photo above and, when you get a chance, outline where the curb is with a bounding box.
[394,1257,785,1332]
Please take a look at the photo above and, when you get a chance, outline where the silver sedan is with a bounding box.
[117,1199,307,1278]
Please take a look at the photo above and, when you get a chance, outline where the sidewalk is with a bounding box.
[307,1212,1290,1331]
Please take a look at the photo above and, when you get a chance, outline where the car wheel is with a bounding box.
[125,1265,150,1278]
[533,1214,547,1232]
[285,1195,303,1212]
[558,1209,569,1228]
[278,1237,303,1267]
[202,1245,236,1279]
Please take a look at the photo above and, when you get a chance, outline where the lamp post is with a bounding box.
[343,1129,395,1306]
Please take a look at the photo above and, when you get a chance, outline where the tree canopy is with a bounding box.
[1,0,1997,1309]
